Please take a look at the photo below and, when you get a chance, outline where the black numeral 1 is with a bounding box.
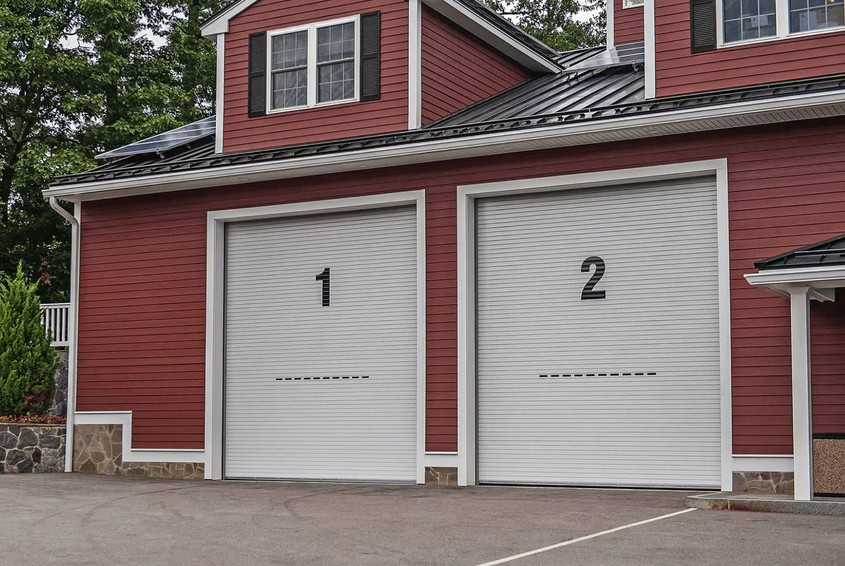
[316,268,330,306]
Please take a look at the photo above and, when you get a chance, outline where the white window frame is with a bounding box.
[266,15,361,114]
[717,0,845,48]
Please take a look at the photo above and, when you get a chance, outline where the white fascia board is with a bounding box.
[201,0,259,37]
[421,0,560,73]
[45,90,845,202]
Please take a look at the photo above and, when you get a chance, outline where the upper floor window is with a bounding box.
[268,16,360,113]
[719,0,844,45]
[789,0,844,32]
[723,0,777,42]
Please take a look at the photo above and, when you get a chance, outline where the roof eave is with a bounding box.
[45,90,845,202]
[422,0,560,73]
[200,0,259,37]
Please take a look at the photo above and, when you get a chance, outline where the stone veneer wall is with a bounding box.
[732,471,795,495]
[74,424,203,480]
[0,425,66,473]
[425,466,458,486]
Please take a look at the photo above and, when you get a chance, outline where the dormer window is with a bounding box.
[267,17,360,112]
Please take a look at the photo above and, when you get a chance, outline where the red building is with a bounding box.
[47,0,845,499]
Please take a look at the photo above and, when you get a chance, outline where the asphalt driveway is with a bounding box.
[1,475,842,566]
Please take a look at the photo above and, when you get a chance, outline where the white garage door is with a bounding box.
[224,206,418,482]
[476,177,721,488]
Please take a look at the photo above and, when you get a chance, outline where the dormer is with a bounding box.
[644,0,845,97]
[202,0,559,154]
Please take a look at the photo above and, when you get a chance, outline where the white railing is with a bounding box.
[40,303,70,348]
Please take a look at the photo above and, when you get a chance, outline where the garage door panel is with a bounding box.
[476,178,721,488]
[225,206,417,482]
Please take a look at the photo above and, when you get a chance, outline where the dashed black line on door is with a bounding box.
[539,372,658,378]
[276,375,370,382]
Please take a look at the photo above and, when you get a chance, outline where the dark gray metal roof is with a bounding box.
[755,234,845,270]
[53,71,845,187]
[430,64,644,127]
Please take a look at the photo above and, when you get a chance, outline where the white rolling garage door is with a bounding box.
[224,206,418,482]
[476,177,721,488]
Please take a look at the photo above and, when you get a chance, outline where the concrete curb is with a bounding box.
[687,493,845,516]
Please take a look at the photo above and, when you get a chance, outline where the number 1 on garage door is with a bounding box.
[316,268,330,306]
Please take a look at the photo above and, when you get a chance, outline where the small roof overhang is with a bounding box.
[745,234,845,301]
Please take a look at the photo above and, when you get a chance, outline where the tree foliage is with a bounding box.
[0,263,58,416]
[485,0,606,51]
[0,0,225,303]
[0,0,602,304]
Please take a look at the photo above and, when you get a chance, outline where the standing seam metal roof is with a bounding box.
[755,234,845,270]
[52,58,845,186]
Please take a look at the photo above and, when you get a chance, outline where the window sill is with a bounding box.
[267,97,360,115]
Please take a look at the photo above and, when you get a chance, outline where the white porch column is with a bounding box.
[789,287,813,501]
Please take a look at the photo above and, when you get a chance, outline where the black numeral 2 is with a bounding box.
[581,257,606,300]
[316,268,330,306]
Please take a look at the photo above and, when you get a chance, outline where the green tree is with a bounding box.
[0,0,91,302]
[485,0,606,51]
[0,263,58,416]
[0,0,225,301]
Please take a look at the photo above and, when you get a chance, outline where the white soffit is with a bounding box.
[45,93,845,202]
[421,0,560,72]
[745,265,845,301]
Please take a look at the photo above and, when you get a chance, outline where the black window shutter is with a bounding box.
[690,0,717,53]
[248,32,267,117]
[360,12,381,102]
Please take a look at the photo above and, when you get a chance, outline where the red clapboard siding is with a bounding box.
[420,5,531,125]
[655,0,845,97]
[614,0,644,45]
[77,117,845,454]
[222,0,409,153]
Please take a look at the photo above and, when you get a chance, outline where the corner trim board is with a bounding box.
[644,0,656,98]
[204,190,428,481]
[456,159,732,490]
[215,34,225,153]
[408,0,422,129]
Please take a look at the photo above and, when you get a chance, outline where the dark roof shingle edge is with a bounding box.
[755,233,845,270]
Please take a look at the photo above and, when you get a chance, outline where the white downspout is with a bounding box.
[49,197,80,473]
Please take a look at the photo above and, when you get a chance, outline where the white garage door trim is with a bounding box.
[204,190,427,482]
[456,160,732,490]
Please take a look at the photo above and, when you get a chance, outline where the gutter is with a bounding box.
[48,197,80,473]
[45,89,845,202]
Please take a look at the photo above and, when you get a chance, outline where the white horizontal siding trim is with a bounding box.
[733,455,795,472]
[424,453,460,467]
[74,411,206,463]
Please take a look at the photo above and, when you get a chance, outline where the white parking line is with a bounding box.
[474,507,698,566]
